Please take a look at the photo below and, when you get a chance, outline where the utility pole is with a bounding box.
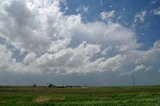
[133,75,136,96]
[133,75,135,87]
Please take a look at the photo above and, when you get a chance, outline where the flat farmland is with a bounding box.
[0,86,160,106]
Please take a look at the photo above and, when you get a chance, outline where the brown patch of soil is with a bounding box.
[33,97,51,103]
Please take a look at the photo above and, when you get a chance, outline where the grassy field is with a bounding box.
[0,85,160,106]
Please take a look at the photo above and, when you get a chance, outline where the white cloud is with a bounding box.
[135,10,147,23]
[72,22,139,51]
[0,44,27,73]
[154,40,160,48]
[153,7,160,15]
[100,10,114,23]
[35,41,101,74]
[0,0,75,55]
[23,52,36,64]
[134,65,146,72]
[76,5,89,13]
[150,0,156,5]
[98,54,126,72]
[0,0,159,79]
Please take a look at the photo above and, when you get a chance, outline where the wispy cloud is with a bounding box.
[153,7,160,15]
[134,10,147,23]
[100,10,114,23]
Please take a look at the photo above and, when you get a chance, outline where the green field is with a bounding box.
[0,85,160,106]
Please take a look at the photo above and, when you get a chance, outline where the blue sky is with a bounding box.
[62,0,160,49]
[0,0,160,86]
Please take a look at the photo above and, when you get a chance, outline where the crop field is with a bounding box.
[0,85,160,106]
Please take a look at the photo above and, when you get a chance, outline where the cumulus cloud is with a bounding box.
[0,0,80,54]
[72,22,140,53]
[35,41,101,74]
[0,44,27,73]
[0,0,160,80]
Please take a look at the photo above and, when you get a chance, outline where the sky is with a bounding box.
[0,0,160,86]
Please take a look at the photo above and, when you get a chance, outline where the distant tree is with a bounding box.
[48,83,55,88]
[33,84,37,87]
